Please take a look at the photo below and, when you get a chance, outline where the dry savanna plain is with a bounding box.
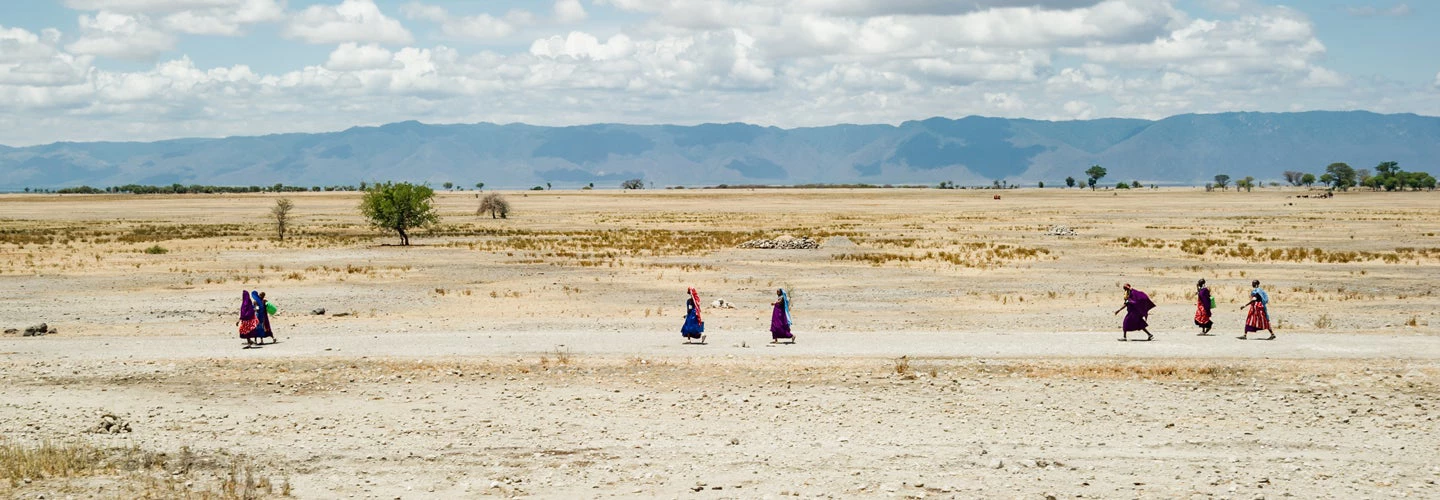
[1,188,1438,499]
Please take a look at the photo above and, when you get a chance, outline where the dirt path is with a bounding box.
[5,330,1439,363]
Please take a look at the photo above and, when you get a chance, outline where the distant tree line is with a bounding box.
[1211,161,1435,193]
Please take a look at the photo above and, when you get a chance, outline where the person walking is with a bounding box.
[1114,284,1155,341]
[681,287,706,344]
[770,288,794,344]
[1195,279,1214,335]
[1239,280,1275,340]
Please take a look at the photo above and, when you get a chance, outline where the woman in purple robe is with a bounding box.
[1113,284,1155,341]
[770,288,794,343]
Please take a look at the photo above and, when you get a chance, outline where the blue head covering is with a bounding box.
[779,289,791,326]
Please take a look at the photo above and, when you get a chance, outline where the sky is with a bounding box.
[0,0,1437,146]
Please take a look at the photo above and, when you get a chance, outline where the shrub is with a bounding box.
[478,193,511,219]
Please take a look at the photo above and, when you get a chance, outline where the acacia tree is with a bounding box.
[1084,165,1106,191]
[359,182,439,245]
[1325,162,1356,191]
[478,193,510,219]
[475,182,485,191]
[1301,173,1316,186]
[1212,174,1231,191]
[622,178,645,190]
[271,198,294,242]
[1065,176,1076,188]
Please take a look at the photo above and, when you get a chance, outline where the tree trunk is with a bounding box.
[397,226,409,246]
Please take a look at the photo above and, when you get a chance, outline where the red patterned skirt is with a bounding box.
[1244,303,1270,332]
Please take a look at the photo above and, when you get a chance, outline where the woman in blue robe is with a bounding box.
[681,287,705,343]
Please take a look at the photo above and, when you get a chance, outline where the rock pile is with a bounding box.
[90,413,132,434]
[1044,225,1077,236]
[17,323,51,337]
[738,235,820,249]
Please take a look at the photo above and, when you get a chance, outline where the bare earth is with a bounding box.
[1,188,1438,498]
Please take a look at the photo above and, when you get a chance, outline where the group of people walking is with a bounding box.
[680,287,794,345]
[237,282,1277,347]
[1118,279,1275,341]
[237,290,276,346]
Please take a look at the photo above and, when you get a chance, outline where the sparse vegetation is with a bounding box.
[271,198,294,242]
[621,179,645,190]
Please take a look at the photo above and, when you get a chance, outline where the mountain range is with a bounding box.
[3,111,1437,190]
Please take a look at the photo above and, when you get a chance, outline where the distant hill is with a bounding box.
[3,111,1438,189]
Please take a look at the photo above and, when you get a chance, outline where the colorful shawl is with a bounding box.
[1253,287,1269,306]
[687,287,702,324]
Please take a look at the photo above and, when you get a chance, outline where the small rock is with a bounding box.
[311,308,326,315]
[3,328,17,335]
[989,458,1004,469]
[23,323,48,337]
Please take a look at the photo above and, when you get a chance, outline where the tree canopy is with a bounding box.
[1084,165,1106,190]
[359,182,439,246]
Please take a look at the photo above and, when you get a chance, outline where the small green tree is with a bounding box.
[1115,181,1130,190]
[1037,181,1045,188]
[1130,180,1141,189]
[359,182,439,246]
[271,197,294,242]
[1213,174,1230,191]
[1065,176,1076,188]
[475,182,485,191]
[443,182,453,190]
[1085,165,1106,191]
[1300,173,1316,186]
[546,182,552,190]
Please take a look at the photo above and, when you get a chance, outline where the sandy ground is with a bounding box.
[1,188,1439,498]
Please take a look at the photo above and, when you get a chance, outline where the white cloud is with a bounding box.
[0,26,94,87]
[66,11,176,60]
[401,2,535,40]
[159,0,284,36]
[555,0,589,23]
[1063,100,1095,119]
[324,43,395,71]
[285,0,413,45]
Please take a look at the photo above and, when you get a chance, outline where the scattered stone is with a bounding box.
[90,413,132,434]
[989,458,1004,469]
[738,236,820,249]
[3,328,17,336]
[332,312,352,317]
[23,323,48,337]
[1044,225,1078,236]
[710,299,736,309]
[311,308,326,315]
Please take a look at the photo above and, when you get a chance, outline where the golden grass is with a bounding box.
[0,441,287,498]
